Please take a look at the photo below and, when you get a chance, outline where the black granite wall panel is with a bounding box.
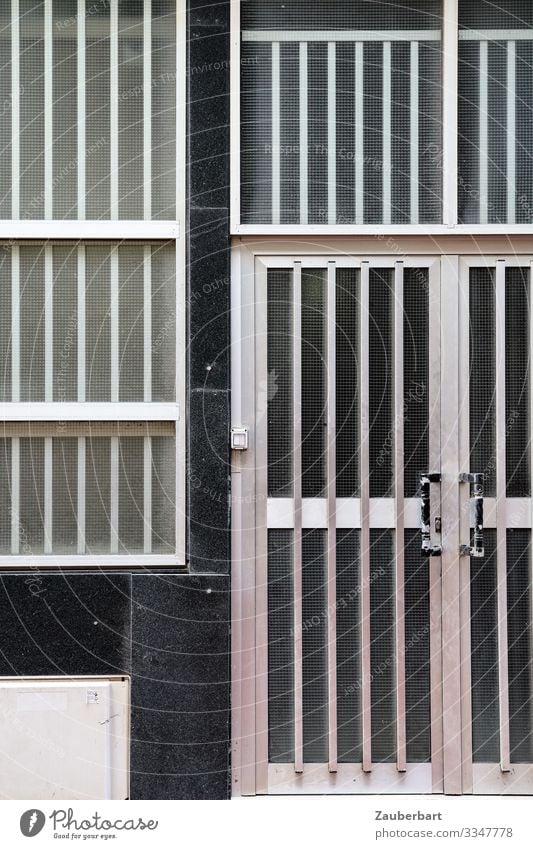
[188,0,231,575]
[130,574,230,799]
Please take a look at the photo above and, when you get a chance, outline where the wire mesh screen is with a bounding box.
[2,242,175,403]
[267,269,293,497]
[240,1,442,225]
[370,528,395,762]
[469,268,496,497]
[301,270,327,498]
[336,528,362,763]
[6,0,176,220]
[302,528,328,762]
[458,2,533,224]
[336,268,359,498]
[471,528,499,763]
[505,267,530,497]
[404,529,431,762]
[369,269,393,498]
[0,431,175,555]
[267,529,295,763]
[507,529,533,762]
[403,268,429,497]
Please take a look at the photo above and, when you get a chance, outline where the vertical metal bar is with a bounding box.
[427,259,443,792]
[110,0,119,219]
[110,436,119,553]
[144,245,152,402]
[77,245,85,402]
[327,43,336,225]
[479,41,489,224]
[393,262,406,772]
[360,260,372,772]
[11,246,20,402]
[507,41,516,225]
[254,260,268,793]
[77,0,85,219]
[44,437,53,554]
[299,43,308,225]
[293,261,303,774]
[44,0,53,219]
[271,42,280,225]
[11,437,20,555]
[144,0,152,220]
[410,41,419,224]
[11,0,20,219]
[110,247,119,403]
[355,41,364,224]
[440,255,463,794]
[382,41,392,225]
[44,245,53,403]
[442,0,458,225]
[326,260,337,772]
[495,258,511,773]
[77,436,85,554]
[458,258,473,793]
[144,436,152,554]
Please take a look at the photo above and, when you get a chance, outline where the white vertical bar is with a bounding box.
[479,41,489,225]
[382,41,391,224]
[77,245,85,402]
[11,246,20,402]
[271,42,280,225]
[77,436,85,554]
[360,260,372,772]
[441,255,462,794]
[111,247,119,402]
[44,437,53,554]
[458,257,473,793]
[44,0,53,219]
[442,0,458,225]
[328,42,336,225]
[507,41,516,225]
[144,245,152,402]
[110,436,119,553]
[495,258,510,773]
[355,41,364,224]
[45,245,53,403]
[77,0,86,219]
[11,0,20,219]
[299,42,308,225]
[410,41,419,224]
[110,0,119,219]
[144,0,152,220]
[144,436,152,554]
[293,262,303,774]
[229,0,241,230]
[393,262,406,772]
[326,260,337,772]
[11,438,20,554]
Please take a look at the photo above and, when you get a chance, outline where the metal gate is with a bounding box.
[231,250,533,795]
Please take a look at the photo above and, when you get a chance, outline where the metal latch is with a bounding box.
[231,427,249,450]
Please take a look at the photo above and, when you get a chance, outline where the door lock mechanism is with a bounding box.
[231,427,249,450]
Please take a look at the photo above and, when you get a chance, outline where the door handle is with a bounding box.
[419,472,442,556]
[459,472,484,558]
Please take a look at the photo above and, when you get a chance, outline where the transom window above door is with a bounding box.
[233,0,533,232]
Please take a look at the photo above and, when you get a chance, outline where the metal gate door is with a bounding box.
[232,253,443,794]
[459,256,533,794]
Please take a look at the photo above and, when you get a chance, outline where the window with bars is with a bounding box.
[0,0,184,566]
[236,0,533,229]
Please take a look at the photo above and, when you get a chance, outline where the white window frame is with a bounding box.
[229,0,533,236]
[0,0,186,568]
